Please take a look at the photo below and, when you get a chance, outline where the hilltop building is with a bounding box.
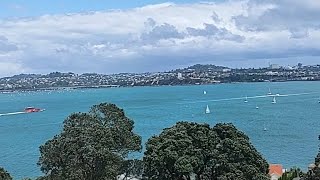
[269,64,280,69]
[222,68,231,72]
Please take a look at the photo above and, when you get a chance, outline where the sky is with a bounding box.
[0,0,319,77]
[0,0,205,18]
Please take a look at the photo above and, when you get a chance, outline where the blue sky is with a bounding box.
[0,0,319,76]
[0,0,221,18]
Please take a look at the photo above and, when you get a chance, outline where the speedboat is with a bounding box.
[24,107,44,113]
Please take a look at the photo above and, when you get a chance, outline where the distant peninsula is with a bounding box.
[1,63,320,91]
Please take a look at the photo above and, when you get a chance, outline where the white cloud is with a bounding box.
[0,0,319,76]
[0,61,26,77]
[234,0,320,31]
[0,36,18,53]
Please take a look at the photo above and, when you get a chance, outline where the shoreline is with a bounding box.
[0,79,319,93]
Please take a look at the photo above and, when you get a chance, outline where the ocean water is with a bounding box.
[1,81,320,179]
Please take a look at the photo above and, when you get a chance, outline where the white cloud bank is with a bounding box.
[0,0,319,77]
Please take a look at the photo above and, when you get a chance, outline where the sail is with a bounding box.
[205,105,210,114]
[268,88,272,95]
[244,96,248,103]
[272,96,276,104]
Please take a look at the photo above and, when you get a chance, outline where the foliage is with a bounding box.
[304,136,320,180]
[0,167,12,180]
[143,122,269,180]
[119,159,144,179]
[177,64,227,73]
[38,103,142,180]
[279,167,303,180]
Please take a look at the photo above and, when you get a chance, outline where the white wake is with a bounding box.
[0,112,26,116]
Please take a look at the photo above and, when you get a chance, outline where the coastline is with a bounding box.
[1,79,319,93]
[0,85,121,93]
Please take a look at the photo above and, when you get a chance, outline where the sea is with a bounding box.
[1,81,320,179]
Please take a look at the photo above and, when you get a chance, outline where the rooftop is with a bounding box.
[269,164,283,176]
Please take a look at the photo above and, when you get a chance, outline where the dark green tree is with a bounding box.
[38,103,142,180]
[0,167,12,180]
[143,122,269,180]
[119,159,144,179]
[279,167,303,180]
[304,136,320,180]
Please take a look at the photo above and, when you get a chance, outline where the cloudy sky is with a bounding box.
[0,0,319,77]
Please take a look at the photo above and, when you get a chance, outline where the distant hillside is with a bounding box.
[173,64,229,73]
[9,74,41,79]
[1,63,319,91]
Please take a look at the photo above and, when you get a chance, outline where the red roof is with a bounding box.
[269,164,283,176]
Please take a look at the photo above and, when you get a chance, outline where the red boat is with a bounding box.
[24,107,43,113]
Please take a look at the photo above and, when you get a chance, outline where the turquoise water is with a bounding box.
[1,81,320,179]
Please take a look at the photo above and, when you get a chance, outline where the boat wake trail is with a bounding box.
[272,92,315,97]
[177,92,318,104]
[0,112,26,116]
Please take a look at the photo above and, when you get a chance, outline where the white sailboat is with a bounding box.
[268,88,272,95]
[272,96,277,104]
[244,96,248,103]
[203,91,207,95]
[256,105,259,109]
[205,105,210,114]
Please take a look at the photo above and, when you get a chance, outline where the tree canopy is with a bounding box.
[143,122,269,180]
[0,167,12,180]
[304,136,320,180]
[279,167,303,180]
[38,103,142,180]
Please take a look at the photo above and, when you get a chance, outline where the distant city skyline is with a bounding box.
[0,0,319,77]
